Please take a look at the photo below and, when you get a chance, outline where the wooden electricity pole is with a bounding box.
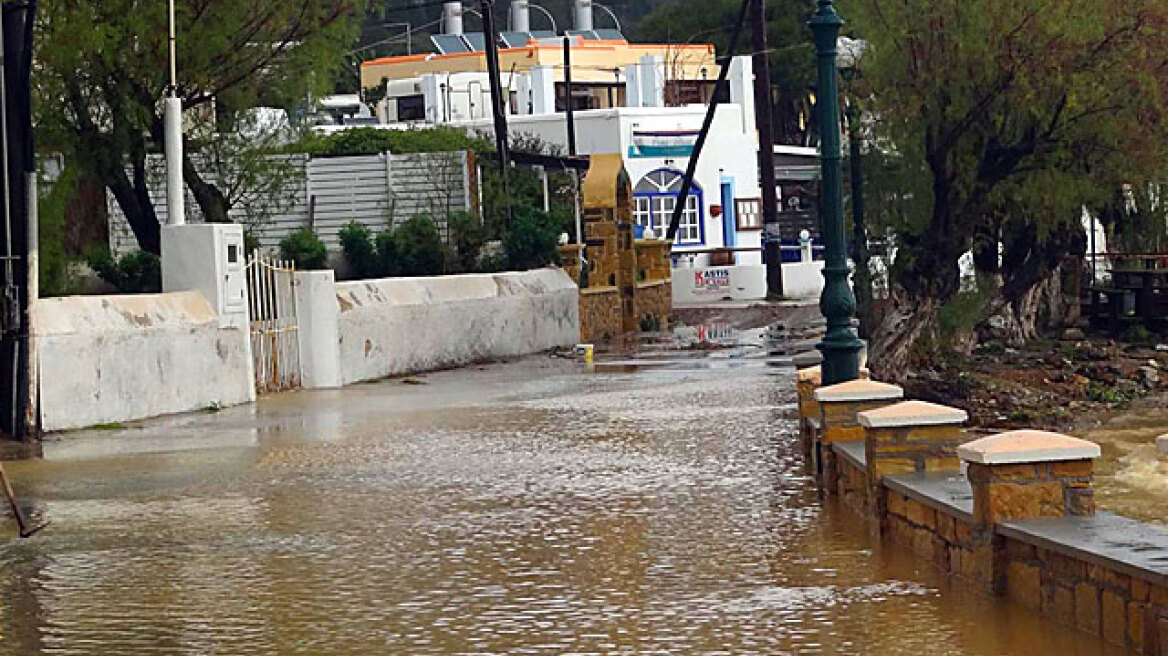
[753,0,783,299]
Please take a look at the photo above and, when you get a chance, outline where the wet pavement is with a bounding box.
[0,344,1130,655]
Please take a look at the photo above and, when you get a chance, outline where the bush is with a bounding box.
[278,227,329,270]
[375,229,398,277]
[87,249,162,294]
[339,221,378,279]
[290,127,492,158]
[392,215,447,277]
[504,205,562,271]
[448,211,484,273]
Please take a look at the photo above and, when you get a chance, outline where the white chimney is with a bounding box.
[574,0,594,32]
[443,2,464,35]
[510,0,531,33]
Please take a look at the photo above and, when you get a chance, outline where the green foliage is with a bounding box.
[86,249,162,294]
[37,168,81,297]
[938,289,990,338]
[375,229,398,277]
[339,221,379,279]
[36,0,365,252]
[1086,381,1136,405]
[844,0,1168,358]
[504,206,562,271]
[290,127,493,157]
[448,211,485,273]
[392,216,447,277]
[1123,325,1156,345]
[279,228,329,270]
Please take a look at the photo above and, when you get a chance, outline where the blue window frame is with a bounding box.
[632,168,705,246]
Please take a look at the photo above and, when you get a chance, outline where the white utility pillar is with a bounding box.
[639,55,665,108]
[530,66,556,115]
[729,55,756,135]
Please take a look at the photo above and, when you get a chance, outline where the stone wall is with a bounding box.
[797,368,1168,654]
[579,287,622,343]
[33,292,255,432]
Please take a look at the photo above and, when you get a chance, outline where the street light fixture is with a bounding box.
[809,0,862,385]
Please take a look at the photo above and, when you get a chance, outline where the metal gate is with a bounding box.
[246,252,301,393]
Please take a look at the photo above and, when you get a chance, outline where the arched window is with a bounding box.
[633,169,704,244]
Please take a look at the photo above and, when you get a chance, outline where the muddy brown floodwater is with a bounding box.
[0,355,1130,655]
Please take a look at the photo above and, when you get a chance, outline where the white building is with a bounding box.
[361,3,765,269]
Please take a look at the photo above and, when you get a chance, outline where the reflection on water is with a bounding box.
[1,361,1126,655]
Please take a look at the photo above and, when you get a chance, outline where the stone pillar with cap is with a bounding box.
[857,400,968,521]
[813,378,903,491]
[796,365,868,456]
[859,400,968,480]
[957,430,1101,524]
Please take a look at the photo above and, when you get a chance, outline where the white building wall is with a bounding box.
[33,292,254,432]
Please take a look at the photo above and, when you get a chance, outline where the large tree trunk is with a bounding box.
[103,158,160,254]
[868,292,940,380]
[183,153,231,224]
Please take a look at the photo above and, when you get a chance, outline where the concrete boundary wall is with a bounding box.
[33,292,254,432]
[296,269,580,388]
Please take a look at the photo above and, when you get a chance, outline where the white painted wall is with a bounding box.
[672,260,826,303]
[295,270,343,389]
[294,268,579,387]
[33,292,254,432]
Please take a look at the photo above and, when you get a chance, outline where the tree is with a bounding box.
[35,0,364,253]
[843,0,1168,375]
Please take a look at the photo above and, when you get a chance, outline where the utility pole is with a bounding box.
[564,36,577,156]
[752,0,783,299]
[847,103,872,338]
[164,0,185,226]
[480,0,512,223]
[809,0,862,385]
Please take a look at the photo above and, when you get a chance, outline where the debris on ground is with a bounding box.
[902,337,1168,432]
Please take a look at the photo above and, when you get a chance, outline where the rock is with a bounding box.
[1150,359,1161,370]
[1140,366,1160,387]
[1159,434,1168,455]
[1063,328,1086,340]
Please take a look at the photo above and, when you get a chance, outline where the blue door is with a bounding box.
[721,179,737,262]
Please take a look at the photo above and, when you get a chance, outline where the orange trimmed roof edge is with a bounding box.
[362,41,716,69]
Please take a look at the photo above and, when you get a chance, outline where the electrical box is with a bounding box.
[161,223,249,330]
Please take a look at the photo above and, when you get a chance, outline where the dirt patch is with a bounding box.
[901,336,1168,433]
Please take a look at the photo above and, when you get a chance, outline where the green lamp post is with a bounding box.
[810,0,864,385]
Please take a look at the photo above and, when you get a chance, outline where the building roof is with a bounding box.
[361,40,717,88]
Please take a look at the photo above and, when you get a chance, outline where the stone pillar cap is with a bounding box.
[957,430,1101,465]
[858,400,968,429]
[814,379,903,403]
[797,365,870,385]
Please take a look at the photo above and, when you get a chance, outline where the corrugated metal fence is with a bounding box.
[108,151,474,255]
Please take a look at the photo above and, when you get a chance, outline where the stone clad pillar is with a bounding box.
[958,430,1101,524]
[813,379,903,491]
[859,400,968,480]
[858,400,967,522]
[796,364,868,456]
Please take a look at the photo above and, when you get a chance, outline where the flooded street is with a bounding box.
[1078,407,1168,525]
[0,352,1127,655]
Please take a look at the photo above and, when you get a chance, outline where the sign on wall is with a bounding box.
[693,268,732,296]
